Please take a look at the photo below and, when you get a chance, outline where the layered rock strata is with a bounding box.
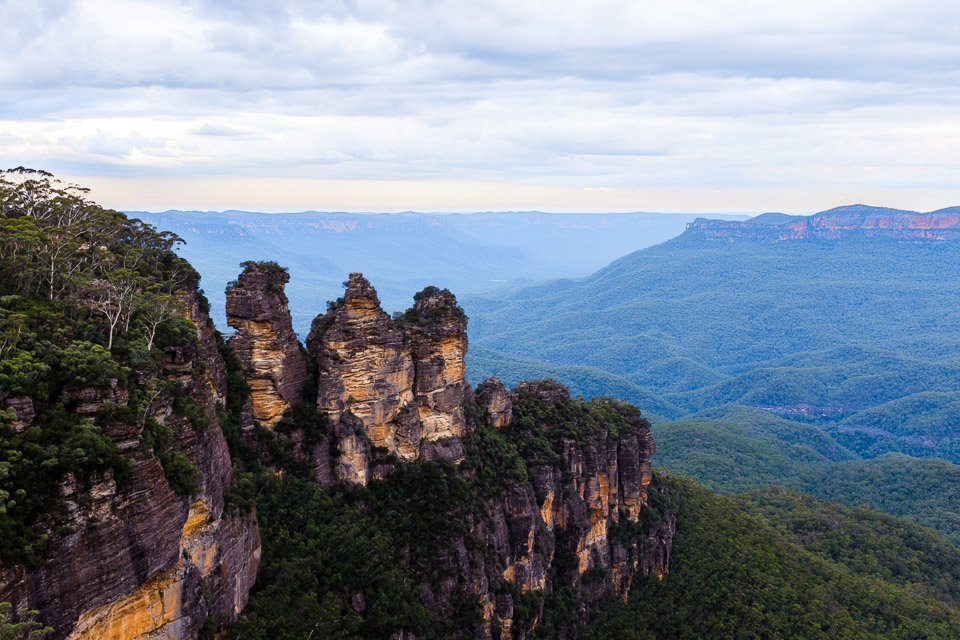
[686,205,960,243]
[408,379,674,639]
[226,262,307,428]
[306,274,469,483]
[476,377,512,428]
[0,291,261,640]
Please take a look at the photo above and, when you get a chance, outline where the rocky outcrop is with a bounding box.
[226,262,307,428]
[3,395,35,431]
[66,379,129,414]
[395,379,674,639]
[685,205,960,243]
[477,378,512,428]
[501,381,668,601]
[405,287,469,445]
[0,290,260,640]
[308,273,417,467]
[306,274,469,484]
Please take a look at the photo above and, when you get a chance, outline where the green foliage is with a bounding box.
[586,473,960,640]
[460,396,528,492]
[503,384,649,466]
[140,416,197,496]
[0,170,210,562]
[467,235,960,464]
[401,286,467,326]
[1,406,129,565]
[274,402,328,446]
[651,407,960,544]
[733,487,960,603]
[814,455,960,545]
[228,464,485,640]
[227,261,289,295]
[240,260,287,275]
[0,602,53,640]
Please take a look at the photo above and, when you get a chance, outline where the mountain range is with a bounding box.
[136,209,747,334]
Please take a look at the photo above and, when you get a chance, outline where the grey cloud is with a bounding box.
[191,123,248,136]
[3,0,960,194]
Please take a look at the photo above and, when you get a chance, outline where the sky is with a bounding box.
[2,0,959,212]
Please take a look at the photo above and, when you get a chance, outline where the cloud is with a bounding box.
[1,0,959,209]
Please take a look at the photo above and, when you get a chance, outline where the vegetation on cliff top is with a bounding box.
[0,169,209,565]
[587,474,960,640]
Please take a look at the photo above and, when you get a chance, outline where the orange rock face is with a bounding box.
[687,206,960,242]
[226,263,307,428]
[306,275,469,484]
[0,290,261,640]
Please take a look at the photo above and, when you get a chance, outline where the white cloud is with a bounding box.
[1,0,959,209]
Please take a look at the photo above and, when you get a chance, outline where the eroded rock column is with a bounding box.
[306,274,420,477]
[405,287,469,458]
[226,262,307,428]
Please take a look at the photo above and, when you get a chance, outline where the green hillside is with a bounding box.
[651,406,960,544]
[587,474,960,640]
[466,225,960,464]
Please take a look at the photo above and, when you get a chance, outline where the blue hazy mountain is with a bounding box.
[466,205,960,461]
[135,209,747,334]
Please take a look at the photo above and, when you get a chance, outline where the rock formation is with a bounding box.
[226,262,307,428]
[404,379,674,638]
[1,262,672,640]
[306,274,469,484]
[477,377,512,428]
[686,205,960,243]
[0,290,261,640]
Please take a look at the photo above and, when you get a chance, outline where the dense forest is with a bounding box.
[466,211,960,549]
[467,228,960,455]
[0,168,204,564]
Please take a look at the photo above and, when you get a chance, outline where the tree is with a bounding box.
[0,602,53,640]
[141,292,184,351]
[85,269,144,351]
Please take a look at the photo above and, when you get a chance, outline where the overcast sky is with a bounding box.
[2,0,959,212]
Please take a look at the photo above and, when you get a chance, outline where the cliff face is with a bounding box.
[305,274,468,484]
[409,380,674,639]
[685,205,960,243]
[225,263,307,428]
[0,291,260,640]
[225,271,672,638]
[494,382,671,632]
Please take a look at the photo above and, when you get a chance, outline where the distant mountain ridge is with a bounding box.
[135,209,748,334]
[686,204,960,242]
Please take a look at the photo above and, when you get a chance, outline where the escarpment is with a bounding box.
[0,290,260,640]
[686,205,960,243]
[3,252,672,640]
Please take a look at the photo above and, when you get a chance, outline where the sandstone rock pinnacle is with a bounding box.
[226,261,307,428]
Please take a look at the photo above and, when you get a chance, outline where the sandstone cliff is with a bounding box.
[225,262,307,428]
[224,271,673,638]
[472,380,673,638]
[0,291,261,640]
[685,205,960,243]
[305,274,468,484]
